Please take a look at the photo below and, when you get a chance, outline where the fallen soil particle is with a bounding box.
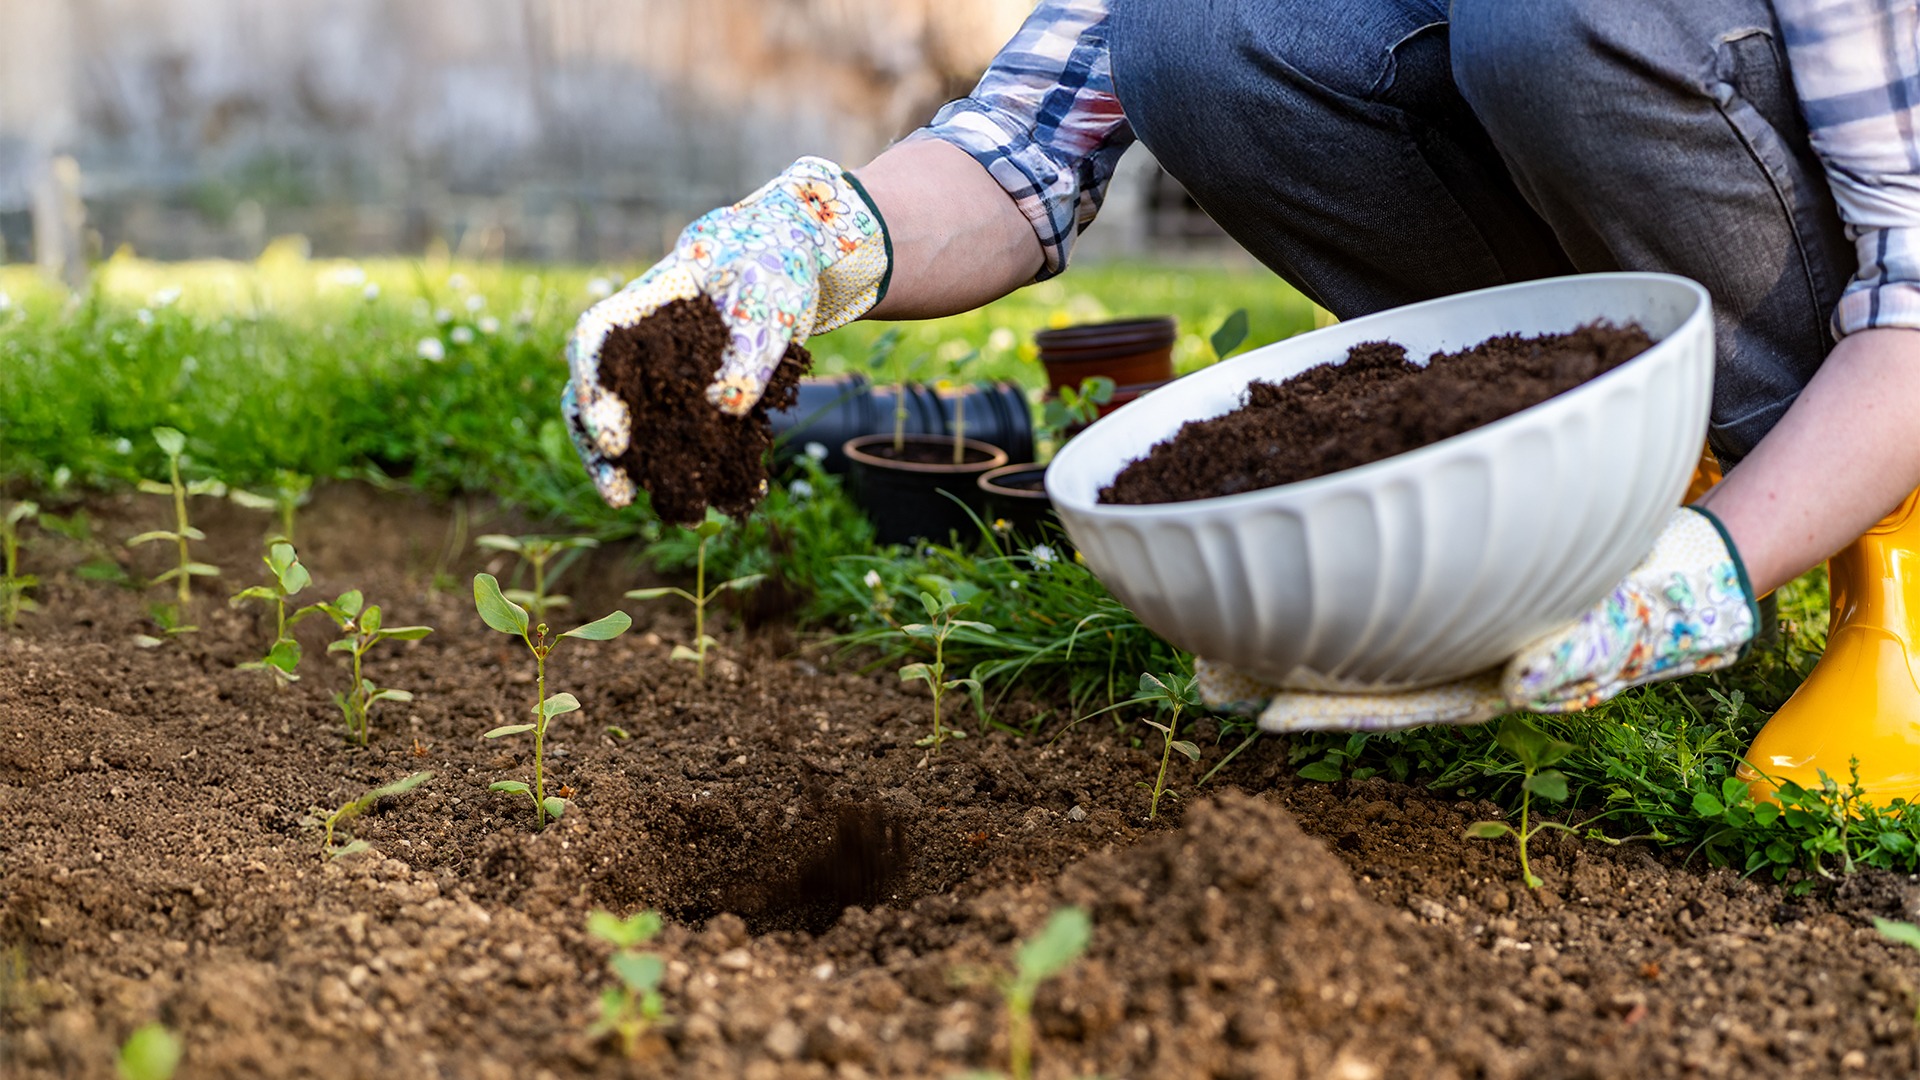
[1102,321,1652,504]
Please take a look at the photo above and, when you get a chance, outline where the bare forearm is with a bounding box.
[1699,328,1920,594]
[855,139,1042,320]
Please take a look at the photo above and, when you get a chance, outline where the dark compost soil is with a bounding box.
[594,297,809,524]
[1102,322,1653,505]
[6,484,1920,1079]
[862,443,999,468]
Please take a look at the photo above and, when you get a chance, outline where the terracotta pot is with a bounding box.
[977,463,1056,541]
[1036,317,1177,393]
[842,434,1010,546]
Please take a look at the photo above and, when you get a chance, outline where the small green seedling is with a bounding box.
[229,541,312,682]
[1465,715,1578,889]
[117,1021,181,1080]
[1875,917,1920,1025]
[1209,307,1250,361]
[1040,375,1115,446]
[899,591,993,753]
[229,469,313,543]
[475,572,631,828]
[476,533,599,621]
[1083,671,1202,820]
[586,908,667,1057]
[303,590,433,746]
[1001,907,1092,1080]
[625,510,762,679]
[307,770,434,858]
[946,348,981,465]
[2,500,39,629]
[129,427,222,620]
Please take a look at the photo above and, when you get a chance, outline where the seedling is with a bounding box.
[117,1022,181,1080]
[1874,918,1920,1025]
[899,590,993,753]
[586,909,667,1056]
[999,907,1092,1080]
[303,590,433,746]
[946,348,981,465]
[862,327,928,454]
[306,770,434,858]
[1465,715,1578,888]
[129,427,221,618]
[475,533,598,621]
[475,572,631,828]
[2,500,39,629]
[229,469,313,543]
[1082,672,1201,820]
[1039,375,1115,446]
[625,510,762,679]
[229,540,311,682]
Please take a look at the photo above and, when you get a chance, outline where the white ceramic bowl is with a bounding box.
[1046,273,1714,691]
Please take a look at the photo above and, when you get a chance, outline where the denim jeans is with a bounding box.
[1107,0,1852,462]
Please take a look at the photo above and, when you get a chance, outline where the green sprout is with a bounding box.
[947,348,981,465]
[1040,375,1115,448]
[2,500,39,629]
[899,591,993,753]
[307,770,434,858]
[303,590,433,746]
[1874,917,1920,1025]
[229,469,313,543]
[229,541,311,683]
[475,533,599,621]
[117,1022,181,1080]
[475,572,631,828]
[1000,907,1092,1080]
[585,909,668,1057]
[1209,307,1250,361]
[129,427,221,621]
[1083,672,1201,820]
[625,510,762,679]
[1465,715,1578,889]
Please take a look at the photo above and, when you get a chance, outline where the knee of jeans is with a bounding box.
[1451,0,1608,139]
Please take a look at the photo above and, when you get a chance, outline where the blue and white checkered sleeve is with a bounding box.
[906,0,1135,281]
[1780,0,1920,337]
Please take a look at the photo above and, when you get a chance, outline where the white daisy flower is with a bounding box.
[150,287,181,308]
[789,479,814,499]
[450,326,475,345]
[478,315,500,335]
[1029,544,1056,565]
[587,276,615,300]
[362,283,382,301]
[804,441,829,461]
[863,570,883,589]
[417,337,446,362]
[135,308,154,326]
[465,294,486,313]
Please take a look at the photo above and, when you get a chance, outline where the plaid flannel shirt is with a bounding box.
[921,0,1920,338]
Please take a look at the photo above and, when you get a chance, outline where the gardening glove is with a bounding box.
[561,156,891,507]
[1197,506,1759,731]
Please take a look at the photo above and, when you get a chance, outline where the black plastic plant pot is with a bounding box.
[977,463,1056,541]
[770,375,1033,473]
[842,434,1010,546]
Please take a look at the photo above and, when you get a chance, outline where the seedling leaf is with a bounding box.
[562,610,632,640]
[1522,770,1570,803]
[1876,917,1920,951]
[589,909,664,948]
[1465,822,1514,839]
[485,724,537,738]
[376,625,433,641]
[328,840,372,859]
[152,427,186,457]
[669,644,702,663]
[542,796,568,820]
[541,692,582,718]
[624,586,692,602]
[491,780,532,793]
[127,531,177,547]
[117,1021,181,1080]
[1210,308,1250,359]
[1014,907,1092,984]
[475,534,524,553]
[473,573,530,635]
[610,952,665,994]
[1171,740,1202,762]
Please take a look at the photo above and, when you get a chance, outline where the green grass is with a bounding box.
[2,249,1907,889]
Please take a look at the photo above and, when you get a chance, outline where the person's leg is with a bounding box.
[1107,0,1573,320]
[1450,0,1853,465]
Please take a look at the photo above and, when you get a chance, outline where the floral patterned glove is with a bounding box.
[1196,506,1759,732]
[561,156,890,507]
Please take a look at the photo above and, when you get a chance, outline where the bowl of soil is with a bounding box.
[977,462,1055,541]
[1045,273,1713,691]
[844,434,1009,545]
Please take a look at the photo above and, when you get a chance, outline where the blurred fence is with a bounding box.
[0,0,1037,262]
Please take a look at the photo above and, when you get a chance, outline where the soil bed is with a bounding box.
[1102,322,1651,504]
[594,297,809,524]
[5,484,1920,1079]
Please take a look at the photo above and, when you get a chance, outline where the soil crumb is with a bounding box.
[1101,321,1652,504]
[594,297,809,524]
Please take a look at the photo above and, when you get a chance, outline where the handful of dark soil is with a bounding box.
[594,297,809,524]
[1099,321,1652,505]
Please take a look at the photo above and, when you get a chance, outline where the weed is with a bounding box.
[128,427,221,620]
[228,469,312,542]
[1465,716,1578,889]
[474,572,630,828]
[898,590,994,753]
[475,532,598,621]
[117,1022,181,1080]
[306,770,434,858]
[2,500,38,628]
[229,540,311,682]
[1000,907,1092,1080]
[626,510,762,679]
[303,590,433,746]
[586,909,668,1057]
[1082,671,1202,820]
[1873,917,1920,1025]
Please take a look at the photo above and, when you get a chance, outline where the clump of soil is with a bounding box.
[1101,321,1653,504]
[594,297,809,524]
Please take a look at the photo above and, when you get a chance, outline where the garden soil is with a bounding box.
[7,484,1920,1079]
[1102,322,1652,504]
[594,297,809,525]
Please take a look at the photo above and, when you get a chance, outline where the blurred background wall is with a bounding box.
[0,0,1222,266]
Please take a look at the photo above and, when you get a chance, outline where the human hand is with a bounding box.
[561,156,890,507]
[1197,507,1759,731]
